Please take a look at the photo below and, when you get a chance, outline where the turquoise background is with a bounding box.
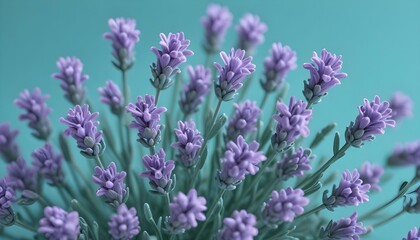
[1,0,420,239]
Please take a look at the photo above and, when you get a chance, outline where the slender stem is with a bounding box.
[195,189,226,240]
[121,69,133,162]
[294,204,325,221]
[95,155,105,169]
[22,207,36,222]
[306,101,313,109]
[371,209,404,229]
[57,187,70,204]
[118,116,127,165]
[37,194,50,207]
[15,218,37,233]
[149,146,156,155]
[260,92,269,110]
[155,88,161,106]
[165,193,171,214]
[150,218,163,240]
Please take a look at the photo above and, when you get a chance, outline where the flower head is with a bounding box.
[201,4,233,53]
[126,95,167,148]
[98,80,124,115]
[261,42,297,92]
[0,123,19,163]
[108,204,140,239]
[217,135,266,190]
[38,206,80,240]
[303,49,347,105]
[319,212,366,240]
[262,187,309,226]
[166,189,207,234]
[104,17,140,70]
[323,169,370,211]
[277,147,313,181]
[214,48,256,101]
[171,121,203,168]
[15,88,52,140]
[6,157,37,194]
[60,104,104,158]
[32,143,64,186]
[345,96,395,148]
[141,149,175,194]
[271,97,312,152]
[389,91,413,122]
[179,65,212,116]
[0,179,15,226]
[358,161,383,192]
[52,56,89,105]
[236,14,267,55]
[92,162,127,207]
[218,210,258,240]
[387,141,420,167]
[403,227,420,240]
[150,32,193,90]
[226,101,261,142]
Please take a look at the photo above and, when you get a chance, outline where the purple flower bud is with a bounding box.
[0,123,19,163]
[323,169,370,211]
[6,157,37,194]
[214,48,256,101]
[319,212,366,240]
[345,96,395,148]
[52,56,89,105]
[201,4,233,53]
[405,187,420,213]
[404,227,420,240]
[277,147,313,181]
[171,121,203,168]
[141,149,175,194]
[271,97,312,152]
[218,210,258,240]
[358,161,383,192]
[150,32,194,90]
[126,95,166,148]
[15,88,52,141]
[179,65,212,116]
[166,189,207,234]
[261,42,297,93]
[217,135,266,190]
[60,104,104,158]
[92,162,127,207]
[226,101,261,142]
[389,91,413,122]
[104,17,140,71]
[388,141,420,167]
[32,143,64,186]
[38,206,80,240]
[236,14,267,55]
[303,49,348,105]
[0,179,15,226]
[98,80,124,115]
[108,203,140,239]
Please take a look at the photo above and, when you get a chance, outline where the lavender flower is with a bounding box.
[358,161,383,192]
[389,91,413,122]
[201,4,233,53]
[214,48,256,101]
[166,189,207,234]
[52,56,89,105]
[261,42,297,93]
[277,147,313,181]
[31,143,64,186]
[92,161,128,207]
[218,210,258,240]
[179,65,212,116]
[6,157,37,194]
[226,101,261,142]
[303,49,348,105]
[38,206,80,240]
[217,135,266,190]
[15,88,52,140]
[0,179,16,226]
[271,97,312,152]
[403,227,420,240]
[171,121,203,168]
[319,212,366,240]
[141,149,175,194]
[104,17,140,71]
[262,187,309,226]
[108,203,140,239]
[126,95,167,148]
[345,96,395,148]
[150,32,193,90]
[0,123,19,163]
[387,141,420,167]
[98,80,124,115]
[236,14,267,55]
[60,104,105,158]
[323,169,370,211]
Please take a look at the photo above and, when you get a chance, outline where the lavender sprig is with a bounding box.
[38,206,80,240]
[98,80,124,116]
[226,100,261,142]
[0,123,20,163]
[319,212,366,240]
[201,4,233,54]
[218,210,258,240]
[171,121,203,168]
[31,143,64,186]
[108,203,140,239]
[236,14,267,55]
[141,149,175,194]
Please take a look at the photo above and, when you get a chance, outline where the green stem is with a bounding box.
[155,88,161,106]
[150,218,163,240]
[195,189,226,240]
[165,193,171,214]
[260,92,269,110]
[95,155,104,169]
[371,209,405,229]
[121,69,133,162]
[149,146,156,155]
[37,194,50,207]
[15,218,37,233]
[118,116,127,166]
[294,204,325,221]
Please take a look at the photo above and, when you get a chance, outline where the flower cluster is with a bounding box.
[171,121,203,168]
[226,100,261,142]
[6,157,38,196]
[276,147,313,181]
[0,123,19,163]
[236,14,267,55]
[387,141,420,167]
[201,4,233,53]
[389,91,413,122]
[38,206,80,240]
[92,162,128,207]
[358,161,383,192]
[218,210,258,240]
[31,143,64,186]
[141,149,175,194]
[98,80,125,115]
[0,179,15,226]
[319,212,366,240]
[404,227,420,240]
[108,204,140,239]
